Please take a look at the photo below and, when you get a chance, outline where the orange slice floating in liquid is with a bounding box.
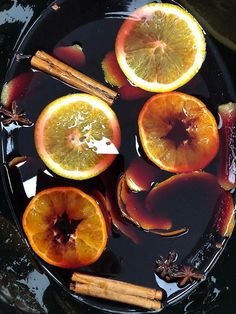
[138,92,219,173]
[34,93,121,180]
[22,186,107,268]
[116,3,206,92]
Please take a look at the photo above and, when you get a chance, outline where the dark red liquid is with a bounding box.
[1,0,235,312]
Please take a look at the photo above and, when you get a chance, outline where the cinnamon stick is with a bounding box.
[31,50,117,106]
[72,272,163,301]
[70,282,162,311]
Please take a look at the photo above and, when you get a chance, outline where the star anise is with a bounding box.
[173,265,205,287]
[0,101,33,126]
[155,251,178,281]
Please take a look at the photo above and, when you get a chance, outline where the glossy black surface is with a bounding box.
[0,1,236,313]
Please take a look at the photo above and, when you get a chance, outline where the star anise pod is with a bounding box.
[173,265,205,287]
[0,101,33,126]
[155,251,178,281]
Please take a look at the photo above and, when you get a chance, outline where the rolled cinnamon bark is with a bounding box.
[70,282,162,311]
[31,50,117,106]
[72,272,163,300]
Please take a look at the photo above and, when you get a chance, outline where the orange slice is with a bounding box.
[115,3,206,92]
[138,92,219,173]
[34,93,121,180]
[22,187,107,268]
[101,51,127,87]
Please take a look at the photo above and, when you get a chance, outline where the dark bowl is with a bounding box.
[0,1,236,313]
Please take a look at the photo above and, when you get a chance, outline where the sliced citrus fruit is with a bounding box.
[1,72,33,108]
[125,157,170,192]
[34,93,121,180]
[118,84,152,101]
[102,51,127,87]
[102,171,143,244]
[138,92,219,173]
[213,190,235,237]
[90,189,112,235]
[53,44,86,68]
[115,2,206,92]
[101,51,151,100]
[117,175,188,237]
[217,102,236,190]
[117,175,172,230]
[22,186,107,268]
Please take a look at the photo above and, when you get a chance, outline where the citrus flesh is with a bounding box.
[101,51,128,87]
[115,3,206,92]
[138,92,219,173]
[34,93,121,180]
[22,187,107,268]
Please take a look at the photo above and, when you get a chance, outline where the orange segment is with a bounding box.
[115,3,206,92]
[117,175,172,230]
[22,187,107,268]
[53,44,86,68]
[34,93,121,180]
[138,92,219,173]
[101,51,127,87]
